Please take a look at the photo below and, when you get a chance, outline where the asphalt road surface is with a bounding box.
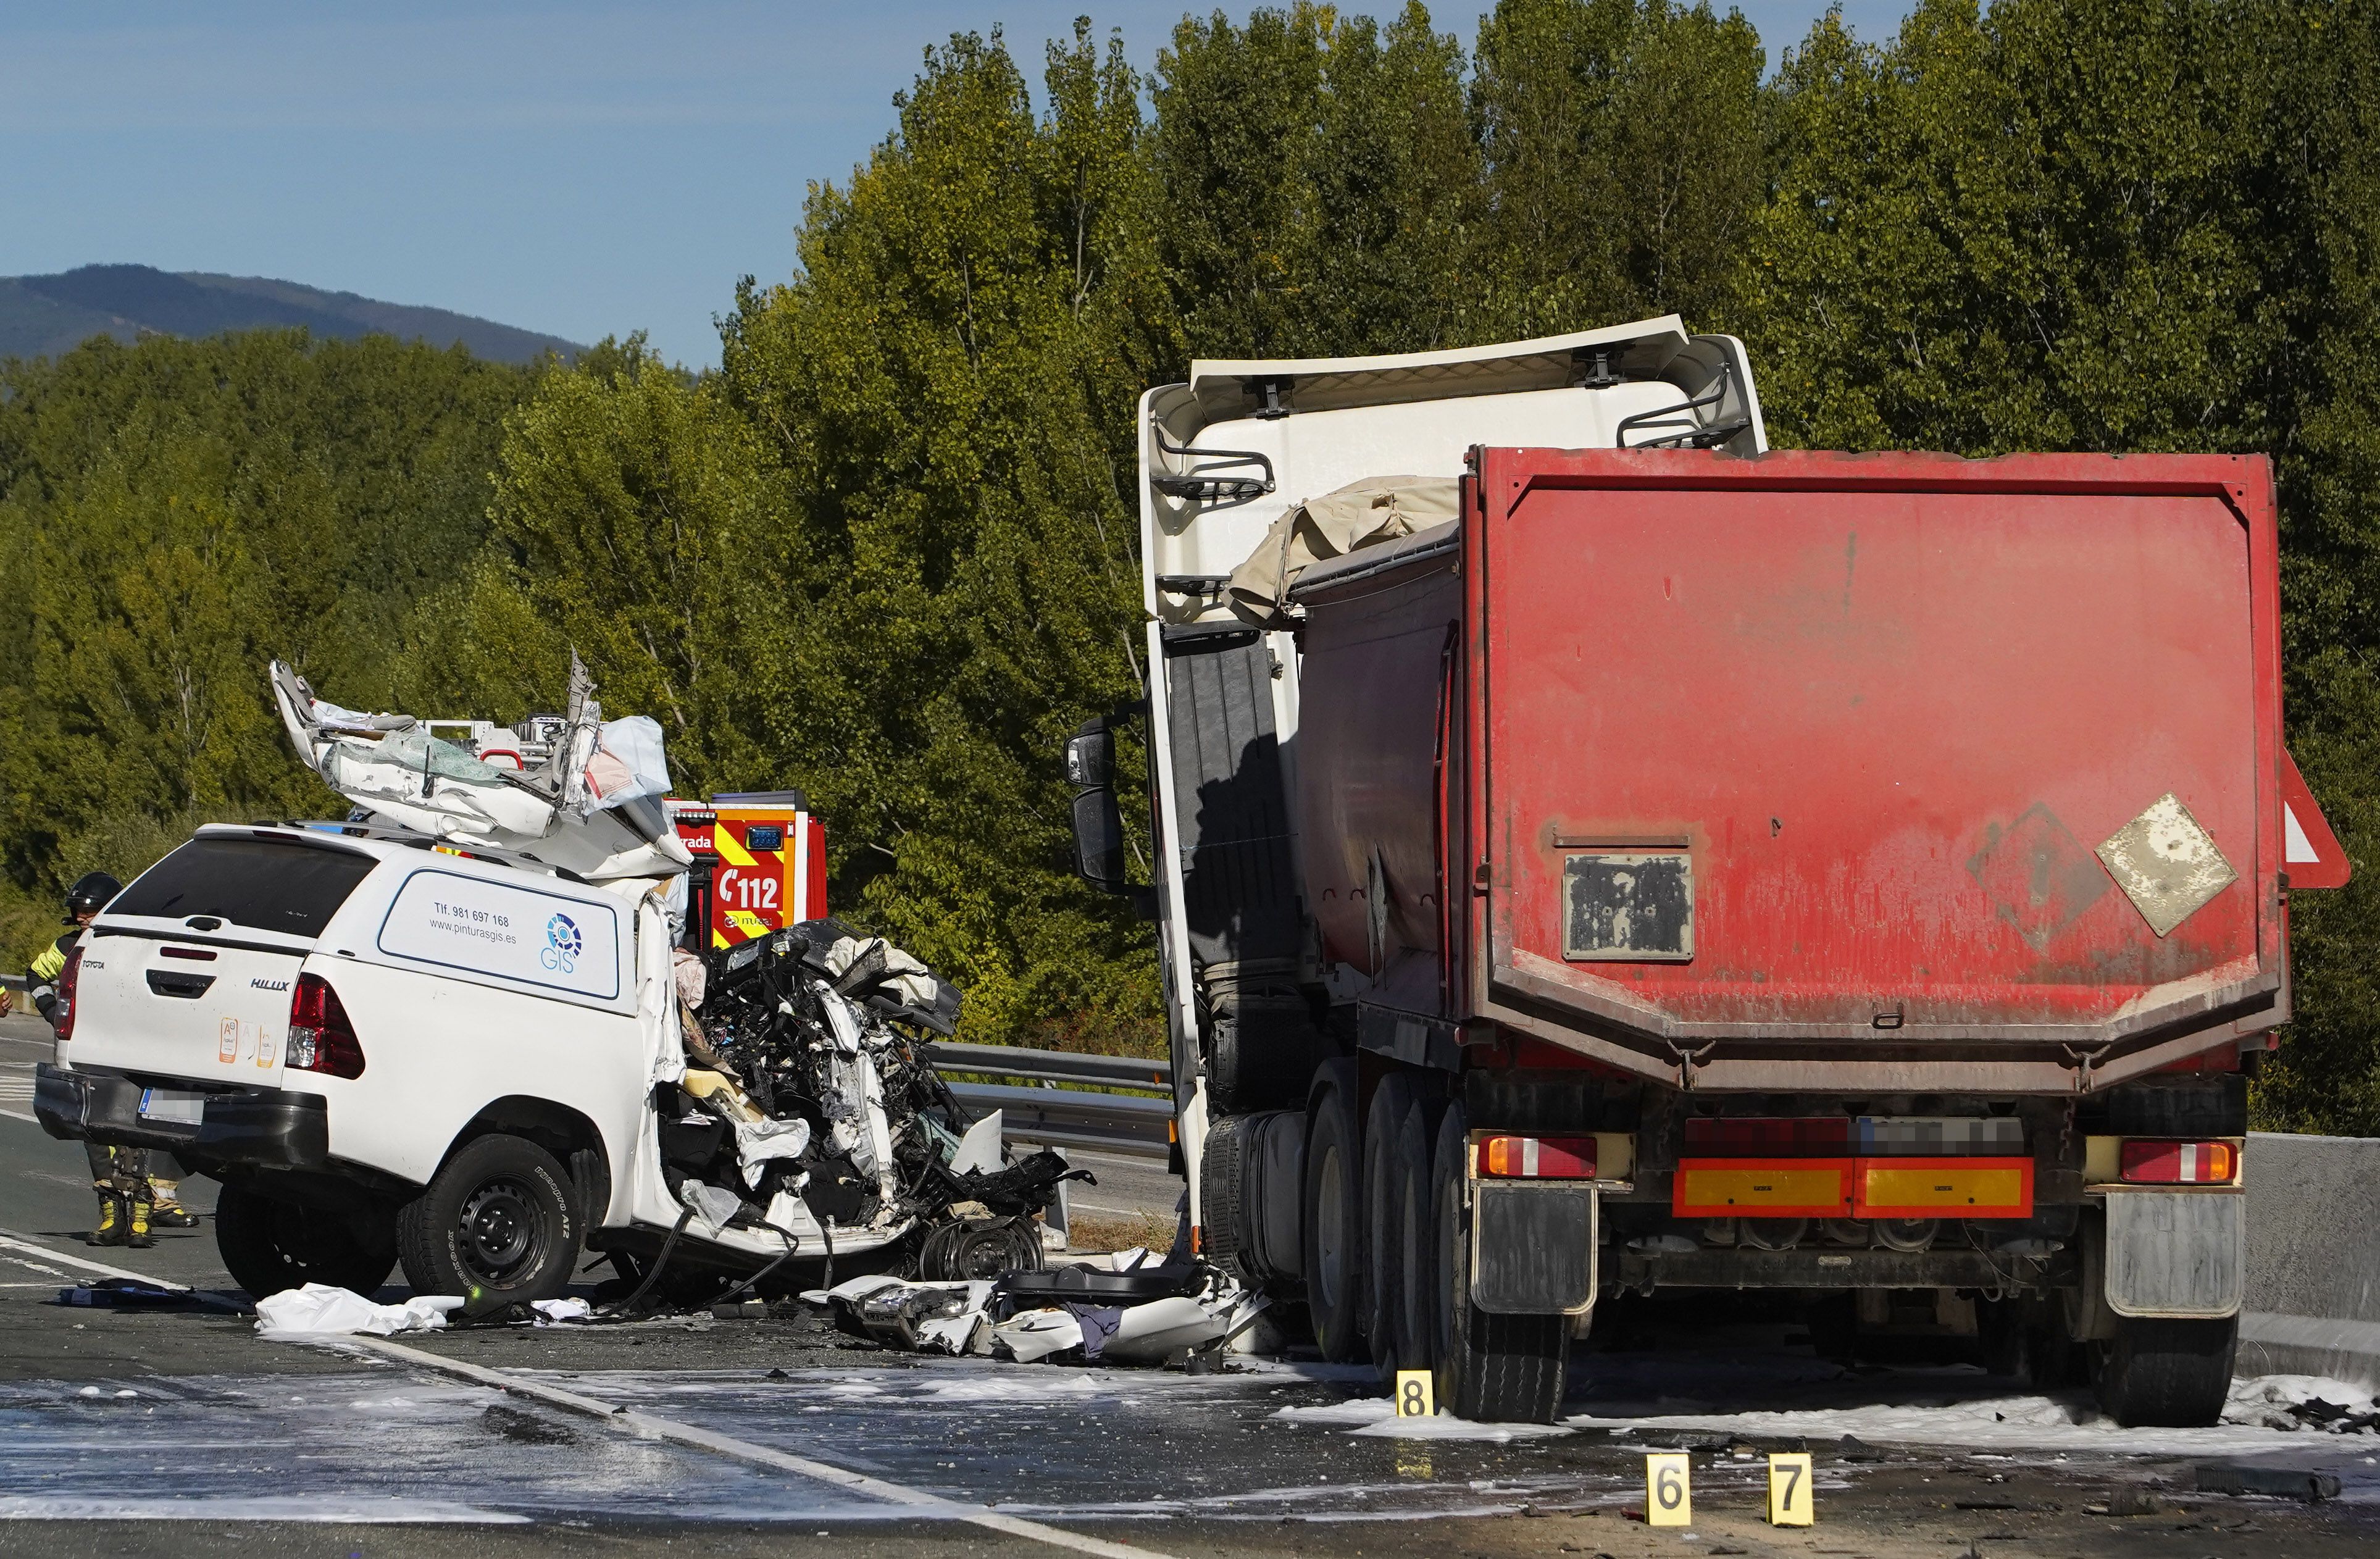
[3,1010,2378,1557]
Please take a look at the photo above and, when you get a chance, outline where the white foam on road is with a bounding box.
[1271,1397,1572,1442]
[1565,1352,2380,1492]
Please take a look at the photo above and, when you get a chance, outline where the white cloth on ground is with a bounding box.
[254,1284,464,1339]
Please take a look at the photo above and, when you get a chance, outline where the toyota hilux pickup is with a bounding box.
[35,664,1030,1305]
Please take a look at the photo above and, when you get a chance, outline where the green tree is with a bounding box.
[1151,2,1479,356]
[0,331,537,904]
[1471,0,1768,338]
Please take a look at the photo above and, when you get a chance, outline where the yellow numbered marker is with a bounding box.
[1767,1452,1814,1526]
[1645,1452,1692,1526]
[1394,1369,1435,1418]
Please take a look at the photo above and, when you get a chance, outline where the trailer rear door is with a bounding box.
[1466,449,2284,1082]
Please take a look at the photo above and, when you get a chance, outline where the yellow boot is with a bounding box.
[86,1192,126,1248]
[127,1189,154,1250]
[148,1179,199,1229]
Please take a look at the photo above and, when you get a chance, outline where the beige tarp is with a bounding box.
[1225,475,1461,627]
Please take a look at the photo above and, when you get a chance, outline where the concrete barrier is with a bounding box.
[2241,1131,2380,1388]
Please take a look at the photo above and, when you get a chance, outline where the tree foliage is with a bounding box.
[6,1,2380,1114]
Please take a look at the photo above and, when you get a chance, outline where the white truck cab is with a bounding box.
[35,821,904,1302]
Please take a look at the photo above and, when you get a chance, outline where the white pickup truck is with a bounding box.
[35,823,824,1299]
[35,663,1009,1304]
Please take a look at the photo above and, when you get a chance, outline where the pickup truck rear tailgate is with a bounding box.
[67,832,380,1091]
[75,926,311,1087]
[1468,449,2283,1080]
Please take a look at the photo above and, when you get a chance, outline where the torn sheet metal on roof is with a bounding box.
[269,654,692,882]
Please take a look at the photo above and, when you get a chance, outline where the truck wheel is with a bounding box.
[1364,1074,1418,1376]
[1302,1069,1366,1361]
[2095,1314,2238,1427]
[1203,1114,1253,1284]
[1388,1086,1440,1371]
[396,1134,579,1305]
[1430,1101,1569,1424]
[214,1185,398,1300]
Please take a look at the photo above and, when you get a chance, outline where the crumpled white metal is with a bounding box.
[270,655,693,882]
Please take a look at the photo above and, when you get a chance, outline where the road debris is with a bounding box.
[813,1247,1267,1365]
[2194,1462,2343,1501]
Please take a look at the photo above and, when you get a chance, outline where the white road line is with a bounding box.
[0,1110,35,1124]
[0,1228,238,1305]
[349,1334,1175,1559]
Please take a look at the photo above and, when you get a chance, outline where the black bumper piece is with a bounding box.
[34,1064,328,1168]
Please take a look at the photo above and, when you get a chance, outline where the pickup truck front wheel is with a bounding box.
[397,1134,578,1305]
[214,1185,398,1301]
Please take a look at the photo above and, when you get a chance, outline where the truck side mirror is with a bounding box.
[1072,789,1129,892]
[1066,719,1128,894]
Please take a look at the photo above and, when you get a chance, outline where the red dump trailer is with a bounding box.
[1062,325,2349,1427]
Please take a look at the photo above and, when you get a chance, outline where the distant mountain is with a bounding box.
[0,264,584,366]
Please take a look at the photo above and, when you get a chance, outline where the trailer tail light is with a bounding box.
[54,947,83,1041]
[2119,1140,2236,1184]
[1476,1135,1596,1179]
[286,974,365,1079]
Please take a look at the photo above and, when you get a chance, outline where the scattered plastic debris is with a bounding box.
[811,1248,1267,1366]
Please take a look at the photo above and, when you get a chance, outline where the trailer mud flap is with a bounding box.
[1471,1182,1596,1315]
[2104,1190,2243,1318]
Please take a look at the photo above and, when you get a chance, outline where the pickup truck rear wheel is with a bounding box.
[397,1134,578,1305]
[2094,1314,2238,1427]
[1430,1100,1569,1424]
[214,1185,398,1301]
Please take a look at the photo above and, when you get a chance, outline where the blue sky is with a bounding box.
[0,1,1910,367]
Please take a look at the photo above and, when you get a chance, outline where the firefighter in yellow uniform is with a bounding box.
[29,872,201,1246]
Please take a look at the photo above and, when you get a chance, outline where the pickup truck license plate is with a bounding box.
[136,1089,206,1126]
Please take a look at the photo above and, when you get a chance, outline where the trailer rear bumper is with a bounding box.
[1612,1244,2061,1290]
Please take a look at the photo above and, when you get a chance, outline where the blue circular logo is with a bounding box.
[542,913,582,973]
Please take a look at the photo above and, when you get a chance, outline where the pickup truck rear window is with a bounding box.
[111,837,377,939]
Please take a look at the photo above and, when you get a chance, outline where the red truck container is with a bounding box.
[1065,325,2348,1430]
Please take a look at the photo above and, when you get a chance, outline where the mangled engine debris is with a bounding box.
[654,918,1084,1291]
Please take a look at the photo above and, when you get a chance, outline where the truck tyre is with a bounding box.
[396,1134,580,1305]
[2095,1314,2238,1427]
[1302,1068,1366,1362]
[1430,1100,1569,1424]
[1364,1073,1419,1375]
[1203,1114,1253,1284]
[214,1185,398,1300]
[1388,1087,1439,1371]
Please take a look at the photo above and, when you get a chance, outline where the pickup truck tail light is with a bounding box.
[54,947,83,1041]
[2119,1140,2235,1184]
[1476,1134,1596,1179]
[286,974,365,1079]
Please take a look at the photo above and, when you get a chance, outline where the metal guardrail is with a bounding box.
[922,1042,1175,1161]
